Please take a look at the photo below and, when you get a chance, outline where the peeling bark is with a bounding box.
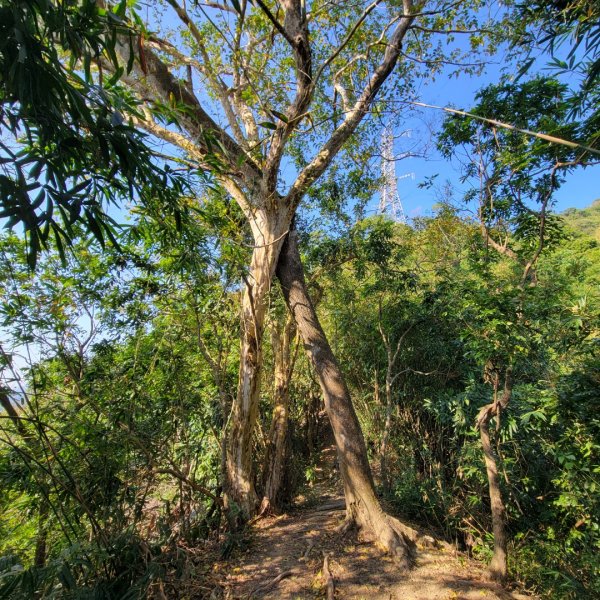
[224,224,288,519]
[106,0,418,526]
[260,313,296,514]
[276,230,417,568]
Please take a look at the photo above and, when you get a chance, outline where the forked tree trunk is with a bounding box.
[225,215,288,520]
[260,313,296,514]
[276,230,417,568]
[477,369,513,581]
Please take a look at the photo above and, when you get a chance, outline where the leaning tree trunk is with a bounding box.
[260,313,296,514]
[224,214,289,520]
[276,230,418,568]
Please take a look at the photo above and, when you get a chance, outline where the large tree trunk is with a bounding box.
[276,230,417,568]
[260,313,296,514]
[225,244,276,518]
[224,210,290,520]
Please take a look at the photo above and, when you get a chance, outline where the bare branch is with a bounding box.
[392,323,415,369]
[254,0,296,47]
[263,0,314,192]
[197,1,237,13]
[100,4,262,185]
[411,101,600,158]
[130,110,206,164]
[286,2,416,209]
[315,0,384,85]
[163,0,250,148]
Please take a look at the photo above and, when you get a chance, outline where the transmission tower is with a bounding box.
[379,125,412,223]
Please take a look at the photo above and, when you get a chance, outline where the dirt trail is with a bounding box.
[215,445,532,600]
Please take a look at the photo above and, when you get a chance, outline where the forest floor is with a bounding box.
[210,445,534,600]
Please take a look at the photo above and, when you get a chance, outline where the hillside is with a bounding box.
[562,199,600,241]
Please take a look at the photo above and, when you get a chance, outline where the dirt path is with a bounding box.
[214,446,532,600]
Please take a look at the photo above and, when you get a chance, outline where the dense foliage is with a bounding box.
[320,208,600,597]
[0,0,193,267]
[1,1,599,599]
[1,203,598,598]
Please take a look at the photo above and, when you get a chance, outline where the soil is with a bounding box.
[212,445,534,600]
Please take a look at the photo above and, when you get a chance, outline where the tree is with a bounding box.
[438,77,582,580]
[97,0,506,562]
[318,205,600,595]
[0,215,241,596]
[513,0,600,134]
[259,310,297,514]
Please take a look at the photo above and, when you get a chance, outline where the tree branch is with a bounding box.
[146,34,248,148]
[263,0,313,193]
[285,1,415,209]
[314,0,384,85]
[106,12,262,183]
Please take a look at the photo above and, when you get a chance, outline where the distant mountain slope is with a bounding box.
[562,199,600,241]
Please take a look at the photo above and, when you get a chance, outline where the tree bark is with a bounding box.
[225,227,286,519]
[260,313,296,514]
[107,0,416,523]
[478,414,507,581]
[380,373,394,494]
[477,369,513,581]
[224,205,295,520]
[276,230,417,568]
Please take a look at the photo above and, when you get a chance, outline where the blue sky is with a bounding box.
[146,4,598,221]
[376,47,600,220]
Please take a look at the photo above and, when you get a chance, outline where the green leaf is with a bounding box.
[269,109,289,123]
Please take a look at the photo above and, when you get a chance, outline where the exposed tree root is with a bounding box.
[332,500,420,570]
[277,229,419,572]
[322,553,335,600]
[313,500,346,512]
[344,495,418,570]
[249,568,296,598]
[256,497,273,518]
[301,540,315,559]
[374,515,417,571]
[334,516,355,536]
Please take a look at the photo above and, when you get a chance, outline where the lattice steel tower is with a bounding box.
[379,125,411,223]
